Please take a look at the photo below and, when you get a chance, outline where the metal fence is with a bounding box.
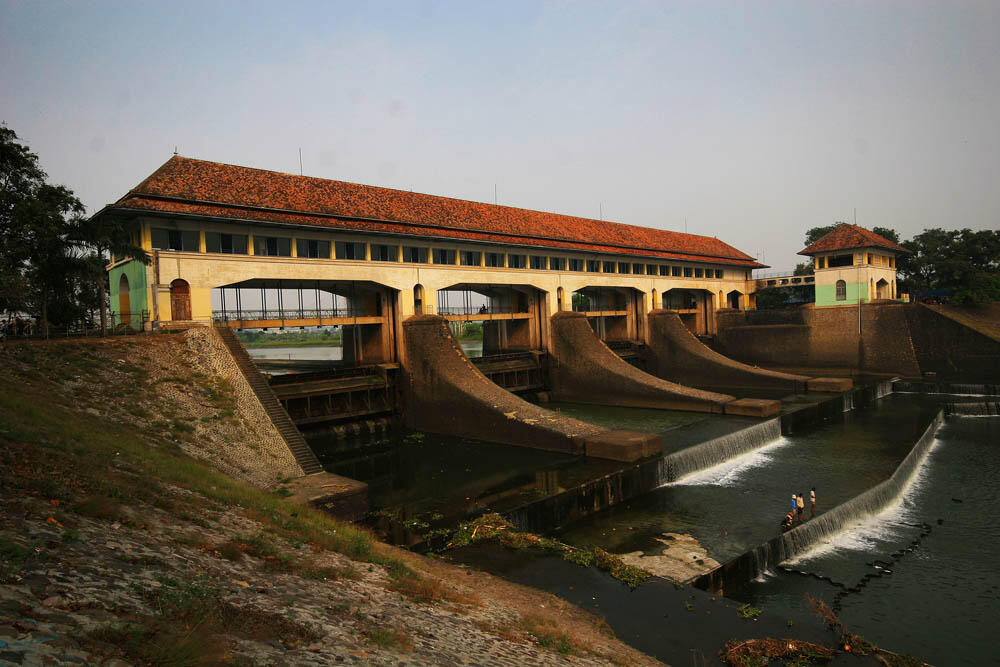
[212,307,373,322]
[1,311,150,340]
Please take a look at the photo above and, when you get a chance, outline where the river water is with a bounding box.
[251,345,997,662]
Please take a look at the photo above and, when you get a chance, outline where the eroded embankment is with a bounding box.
[694,410,945,594]
[3,331,303,487]
[0,335,660,666]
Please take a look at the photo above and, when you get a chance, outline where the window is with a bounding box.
[433,248,456,264]
[460,250,481,266]
[371,244,397,262]
[586,259,601,272]
[683,267,693,277]
[618,262,631,274]
[569,258,584,272]
[254,236,292,257]
[151,228,199,252]
[403,246,428,263]
[660,265,670,276]
[671,266,682,277]
[632,263,645,275]
[335,241,366,260]
[647,264,658,275]
[828,254,853,268]
[714,269,723,279]
[549,257,566,271]
[296,239,330,258]
[485,252,504,267]
[835,280,847,301]
[508,254,526,269]
[603,261,616,273]
[530,255,547,270]
[694,268,704,278]
[205,232,248,254]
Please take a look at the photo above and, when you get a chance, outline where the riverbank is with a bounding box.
[0,335,656,665]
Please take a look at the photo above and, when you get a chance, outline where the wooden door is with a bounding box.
[170,279,191,321]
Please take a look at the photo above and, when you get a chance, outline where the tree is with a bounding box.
[0,125,87,333]
[899,228,1000,304]
[0,125,147,334]
[803,224,840,247]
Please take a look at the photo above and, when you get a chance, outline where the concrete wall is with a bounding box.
[905,305,1000,380]
[548,311,735,413]
[645,310,809,392]
[716,303,924,376]
[401,314,605,453]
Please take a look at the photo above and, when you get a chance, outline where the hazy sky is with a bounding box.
[3,1,998,270]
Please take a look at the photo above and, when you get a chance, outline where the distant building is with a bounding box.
[798,224,908,307]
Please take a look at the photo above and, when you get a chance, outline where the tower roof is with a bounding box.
[798,223,909,255]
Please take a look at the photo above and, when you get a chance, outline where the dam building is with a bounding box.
[94,157,848,463]
[798,224,907,307]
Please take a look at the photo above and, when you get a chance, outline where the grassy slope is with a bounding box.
[0,338,656,665]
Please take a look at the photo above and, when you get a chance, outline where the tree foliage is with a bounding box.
[898,228,1000,305]
[0,125,146,332]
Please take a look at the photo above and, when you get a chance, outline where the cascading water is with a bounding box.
[658,418,781,485]
[874,379,895,400]
[695,410,945,592]
[948,402,1000,416]
[842,392,855,413]
[892,380,999,396]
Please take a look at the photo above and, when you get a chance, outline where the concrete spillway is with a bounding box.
[644,310,853,393]
[658,418,782,484]
[401,315,660,461]
[694,409,945,594]
[548,311,781,418]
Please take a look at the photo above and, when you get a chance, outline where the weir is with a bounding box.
[548,311,781,418]
[401,314,660,461]
[658,418,782,484]
[644,311,852,393]
[893,380,1000,396]
[693,409,945,594]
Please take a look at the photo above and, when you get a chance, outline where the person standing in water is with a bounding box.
[790,494,798,522]
[796,493,805,522]
[810,487,817,518]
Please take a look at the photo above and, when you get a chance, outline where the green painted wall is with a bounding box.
[109,261,148,328]
[815,281,869,307]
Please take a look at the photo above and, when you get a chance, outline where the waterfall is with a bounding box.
[842,392,855,413]
[695,410,945,593]
[875,379,895,400]
[948,402,1000,417]
[892,380,998,396]
[658,418,782,485]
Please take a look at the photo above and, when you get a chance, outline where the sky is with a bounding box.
[2,0,998,271]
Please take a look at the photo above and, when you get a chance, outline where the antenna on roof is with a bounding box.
[599,202,603,221]
[854,207,857,225]
[173,146,178,155]
[298,148,303,176]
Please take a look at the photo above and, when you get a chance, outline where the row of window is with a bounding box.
[816,253,896,269]
[150,228,736,280]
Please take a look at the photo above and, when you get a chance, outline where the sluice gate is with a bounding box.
[269,364,400,427]
[471,352,547,394]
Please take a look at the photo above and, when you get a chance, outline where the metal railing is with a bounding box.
[436,305,526,316]
[1,311,150,340]
[212,308,374,322]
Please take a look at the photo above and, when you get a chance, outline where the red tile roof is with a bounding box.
[103,156,764,268]
[798,223,909,255]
